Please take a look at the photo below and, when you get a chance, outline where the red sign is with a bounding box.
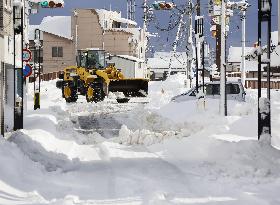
[23,48,32,62]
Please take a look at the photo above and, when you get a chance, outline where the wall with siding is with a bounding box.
[43,32,75,73]
[74,9,135,56]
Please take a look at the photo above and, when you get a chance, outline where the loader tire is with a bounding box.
[63,85,77,103]
[86,84,105,103]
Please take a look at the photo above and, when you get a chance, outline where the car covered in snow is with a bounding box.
[171,81,246,102]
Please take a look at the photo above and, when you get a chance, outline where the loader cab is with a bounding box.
[77,49,106,70]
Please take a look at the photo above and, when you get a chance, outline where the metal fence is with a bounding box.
[245,80,280,89]
[29,71,63,83]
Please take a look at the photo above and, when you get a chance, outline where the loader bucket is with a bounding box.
[108,79,149,97]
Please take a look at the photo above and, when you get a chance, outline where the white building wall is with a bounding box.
[110,57,136,78]
[109,56,146,79]
[135,62,145,78]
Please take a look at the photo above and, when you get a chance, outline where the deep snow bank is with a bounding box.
[147,73,189,109]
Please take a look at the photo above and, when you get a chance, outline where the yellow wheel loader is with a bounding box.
[56,49,148,103]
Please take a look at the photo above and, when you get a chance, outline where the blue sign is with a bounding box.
[23,64,32,78]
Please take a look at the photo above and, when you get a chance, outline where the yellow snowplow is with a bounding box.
[56,49,148,103]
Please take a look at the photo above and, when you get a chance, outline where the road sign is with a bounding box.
[23,64,33,78]
[23,48,32,62]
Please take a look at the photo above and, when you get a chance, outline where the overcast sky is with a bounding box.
[30,0,279,52]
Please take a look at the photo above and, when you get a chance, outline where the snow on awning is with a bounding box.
[111,16,137,26]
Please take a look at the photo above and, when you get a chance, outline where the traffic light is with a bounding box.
[39,1,64,8]
[152,1,175,10]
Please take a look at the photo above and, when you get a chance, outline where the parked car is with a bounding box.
[171,81,246,102]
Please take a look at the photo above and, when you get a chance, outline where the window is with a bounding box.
[112,21,121,28]
[58,47,63,57]
[52,47,63,57]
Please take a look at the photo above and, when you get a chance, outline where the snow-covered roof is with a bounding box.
[148,52,188,69]
[112,55,144,63]
[95,9,137,28]
[39,16,72,40]
[111,16,137,26]
[228,31,280,70]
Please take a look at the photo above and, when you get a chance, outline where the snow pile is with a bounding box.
[8,131,81,172]
[147,73,189,109]
[0,74,280,204]
[150,135,280,182]
[117,125,180,146]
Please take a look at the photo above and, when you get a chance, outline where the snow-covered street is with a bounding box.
[0,74,280,205]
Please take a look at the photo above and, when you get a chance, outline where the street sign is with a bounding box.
[23,48,32,62]
[23,64,33,78]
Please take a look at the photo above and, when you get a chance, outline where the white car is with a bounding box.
[171,81,246,102]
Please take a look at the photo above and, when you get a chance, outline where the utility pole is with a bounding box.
[34,29,41,110]
[143,0,148,77]
[216,24,221,72]
[187,0,193,86]
[220,0,227,116]
[240,0,247,86]
[195,0,200,93]
[168,13,184,77]
[73,10,79,55]
[258,0,272,140]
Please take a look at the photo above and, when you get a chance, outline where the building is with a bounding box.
[29,8,147,78]
[0,0,14,135]
[0,0,4,136]
[0,0,32,135]
[30,16,75,74]
[73,9,144,59]
[147,52,189,80]
[227,31,280,88]
[108,55,145,78]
